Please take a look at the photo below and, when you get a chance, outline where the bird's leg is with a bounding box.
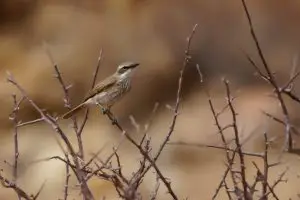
[105,107,118,125]
[101,107,109,115]
[96,103,109,115]
[96,104,118,124]
[111,117,118,125]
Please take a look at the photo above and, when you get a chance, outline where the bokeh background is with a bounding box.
[1,0,300,199]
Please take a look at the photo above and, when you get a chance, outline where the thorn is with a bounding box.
[66,84,73,90]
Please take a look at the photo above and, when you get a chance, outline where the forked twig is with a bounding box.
[7,73,94,200]
[240,0,293,151]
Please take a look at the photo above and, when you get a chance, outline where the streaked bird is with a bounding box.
[62,62,139,119]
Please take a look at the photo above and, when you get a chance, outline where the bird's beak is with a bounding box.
[129,63,140,68]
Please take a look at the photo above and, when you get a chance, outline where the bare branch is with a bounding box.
[224,79,248,199]
[17,118,44,128]
[168,141,264,158]
[240,0,293,151]
[0,171,33,200]
[7,73,94,200]
[77,49,103,135]
[9,94,25,200]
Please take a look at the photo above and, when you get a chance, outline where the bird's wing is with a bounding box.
[84,76,117,101]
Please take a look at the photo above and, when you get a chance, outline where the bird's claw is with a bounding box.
[101,107,109,115]
[111,118,118,125]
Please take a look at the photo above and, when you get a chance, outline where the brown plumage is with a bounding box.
[62,62,139,119]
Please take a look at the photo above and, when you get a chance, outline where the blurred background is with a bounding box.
[1,0,300,199]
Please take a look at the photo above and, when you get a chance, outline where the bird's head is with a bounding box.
[116,62,139,79]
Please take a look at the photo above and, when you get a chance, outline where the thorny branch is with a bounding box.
[1,3,297,198]
[169,63,289,199]
[207,88,240,199]
[240,0,295,151]
[0,172,33,200]
[98,24,198,200]
[224,79,248,199]
[7,73,94,200]
[9,95,25,200]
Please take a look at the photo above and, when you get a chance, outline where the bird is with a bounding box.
[62,61,139,119]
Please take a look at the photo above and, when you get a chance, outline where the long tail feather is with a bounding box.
[62,103,86,119]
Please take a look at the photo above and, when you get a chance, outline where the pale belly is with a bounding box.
[85,87,130,108]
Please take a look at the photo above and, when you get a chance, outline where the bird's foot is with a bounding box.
[111,118,118,125]
[101,107,109,115]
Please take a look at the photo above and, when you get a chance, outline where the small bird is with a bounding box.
[62,62,139,119]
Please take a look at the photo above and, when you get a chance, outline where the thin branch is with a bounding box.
[212,150,237,200]
[63,153,71,200]
[103,110,179,200]
[7,73,94,200]
[224,79,248,199]
[252,163,280,200]
[240,0,293,151]
[168,141,264,158]
[17,118,44,128]
[243,51,269,82]
[282,89,300,104]
[262,111,299,136]
[9,95,25,200]
[135,23,199,189]
[206,89,241,197]
[262,132,269,199]
[77,49,103,135]
[32,181,47,200]
[266,168,288,197]
[49,53,84,160]
[154,23,198,160]
[0,172,33,200]
[99,24,199,200]
[195,64,204,83]
[282,72,300,91]
[140,102,160,146]
[149,173,160,200]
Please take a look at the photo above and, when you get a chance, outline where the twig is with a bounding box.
[9,96,24,181]
[63,153,71,200]
[100,24,199,200]
[206,89,240,198]
[262,111,299,136]
[0,171,33,200]
[17,118,44,127]
[49,52,83,160]
[133,23,199,191]
[195,64,204,83]
[252,162,280,200]
[33,180,46,200]
[77,49,103,135]
[154,24,198,161]
[85,136,125,181]
[224,79,248,199]
[9,95,25,200]
[7,73,94,200]
[281,55,298,91]
[168,141,264,158]
[150,173,160,200]
[140,102,160,146]
[262,132,269,199]
[103,110,179,199]
[212,150,237,200]
[265,168,288,198]
[240,0,293,151]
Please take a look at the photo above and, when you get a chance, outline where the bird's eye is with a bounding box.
[118,67,128,74]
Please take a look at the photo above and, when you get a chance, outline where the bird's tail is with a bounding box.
[62,103,86,119]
